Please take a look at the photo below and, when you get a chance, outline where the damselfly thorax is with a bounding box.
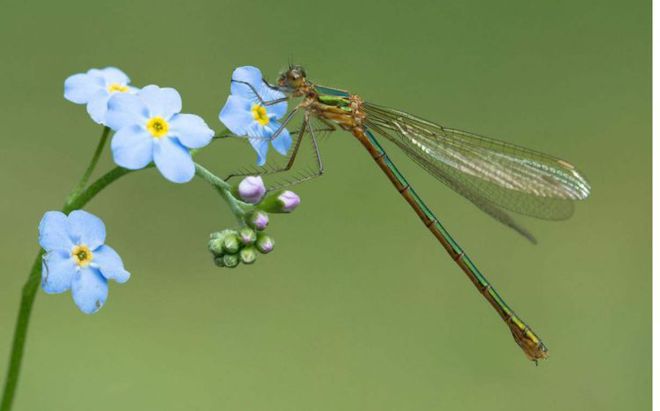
[290,83,366,131]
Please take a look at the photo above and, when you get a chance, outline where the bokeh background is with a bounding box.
[0,0,650,410]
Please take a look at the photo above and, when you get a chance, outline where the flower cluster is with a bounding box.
[65,67,214,183]
[46,65,302,312]
[219,66,292,165]
[208,228,273,268]
[208,176,300,268]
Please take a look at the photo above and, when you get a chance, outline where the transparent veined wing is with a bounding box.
[364,102,590,226]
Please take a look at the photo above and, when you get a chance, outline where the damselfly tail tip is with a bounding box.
[508,322,549,363]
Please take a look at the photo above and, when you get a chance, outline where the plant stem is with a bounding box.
[65,127,110,207]
[194,163,249,223]
[0,250,44,411]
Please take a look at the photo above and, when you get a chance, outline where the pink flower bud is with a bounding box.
[248,211,269,231]
[238,176,266,204]
[256,234,274,254]
[278,191,300,212]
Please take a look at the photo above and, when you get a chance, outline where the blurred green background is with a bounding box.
[0,0,650,410]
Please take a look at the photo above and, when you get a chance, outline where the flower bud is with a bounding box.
[256,234,274,254]
[222,253,239,268]
[208,238,225,256]
[246,210,269,231]
[239,246,257,264]
[236,176,266,204]
[208,229,236,256]
[238,227,257,245]
[222,233,241,254]
[214,256,226,267]
[258,190,301,214]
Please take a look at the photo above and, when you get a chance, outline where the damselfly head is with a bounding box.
[277,65,307,92]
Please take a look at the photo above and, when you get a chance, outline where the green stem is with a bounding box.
[0,164,137,411]
[0,250,44,411]
[65,127,110,207]
[63,166,137,213]
[194,163,250,223]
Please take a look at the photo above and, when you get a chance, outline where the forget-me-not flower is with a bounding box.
[219,66,291,166]
[64,67,137,124]
[105,85,214,183]
[39,210,130,314]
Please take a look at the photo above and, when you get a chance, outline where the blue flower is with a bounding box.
[219,66,292,166]
[38,210,130,314]
[105,85,214,183]
[64,67,137,125]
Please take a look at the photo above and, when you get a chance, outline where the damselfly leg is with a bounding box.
[230,80,289,106]
[265,115,327,190]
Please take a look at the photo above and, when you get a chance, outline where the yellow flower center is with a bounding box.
[107,83,129,93]
[71,245,93,267]
[146,116,169,138]
[251,104,270,126]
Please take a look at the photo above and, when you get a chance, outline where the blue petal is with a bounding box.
[169,113,214,149]
[248,137,270,166]
[71,268,108,314]
[64,73,102,104]
[98,67,130,85]
[86,90,112,124]
[111,125,154,169]
[139,85,181,119]
[106,93,149,131]
[270,124,292,155]
[219,95,253,136]
[41,250,76,294]
[246,120,271,139]
[39,211,73,251]
[230,66,286,105]
[67,210,106,249]
[265,98,288,119]
[230,66,264,98]
[255,82,287,109]
[153,137,195,183]
[93,245,130,283]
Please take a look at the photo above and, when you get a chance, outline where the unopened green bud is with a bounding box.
[256,233,275,254]
[238,227,257,245]
[214,256,226,267]
[208,238,225,256]
[210,229,235,240]
[240,246,257,264]
[222,253,239,268]
[222,233,241,254]
[209,229,239,256]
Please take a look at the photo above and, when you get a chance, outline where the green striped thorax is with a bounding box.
[317,94,352,112]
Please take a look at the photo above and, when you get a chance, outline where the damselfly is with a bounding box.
[230,65,591,363]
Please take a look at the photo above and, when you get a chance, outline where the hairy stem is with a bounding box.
[194,163,250,224]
